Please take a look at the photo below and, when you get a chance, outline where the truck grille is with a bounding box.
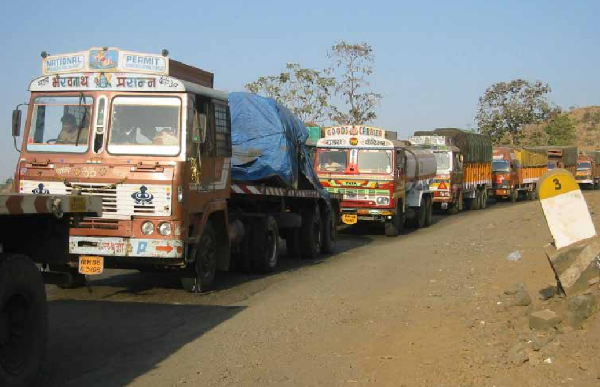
[20,180,172,219]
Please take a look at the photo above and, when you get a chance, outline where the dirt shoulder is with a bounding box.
[46,192,600,387]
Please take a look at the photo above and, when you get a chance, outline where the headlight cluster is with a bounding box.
[376,197,390,205]
[141,221,172,236]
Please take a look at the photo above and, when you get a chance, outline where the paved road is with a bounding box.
[38,196,600,386]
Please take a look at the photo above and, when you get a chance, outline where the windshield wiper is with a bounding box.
[75,92,88,147]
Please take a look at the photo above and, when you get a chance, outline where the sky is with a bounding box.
[0,0,599,179]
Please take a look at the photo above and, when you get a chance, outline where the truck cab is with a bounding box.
[13,47,232,286]
[315,126,435,236]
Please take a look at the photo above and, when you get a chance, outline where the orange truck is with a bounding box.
[491,147,547,202]
[409,128,492,213]
[314,126,436,236]
[576,152,600,189]
[11,47,339,293]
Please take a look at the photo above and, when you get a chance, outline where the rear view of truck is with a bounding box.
[491,147,547,202]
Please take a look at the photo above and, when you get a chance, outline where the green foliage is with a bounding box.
[327,41,382,125]
[544,114,576,146]
[245,63,335,124]
[476,79,560,145]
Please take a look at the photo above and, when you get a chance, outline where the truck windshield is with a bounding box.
[433,151,451,171]
[578,162,592,170]
[358,150,392,174]
[317,150,348,172]
[27,96,92,153]
[107,96,181,156]
[492,160,510,172]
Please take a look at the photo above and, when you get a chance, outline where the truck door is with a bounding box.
[189,96,216,193]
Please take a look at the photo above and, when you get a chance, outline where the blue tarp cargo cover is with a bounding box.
[229,92,327,198]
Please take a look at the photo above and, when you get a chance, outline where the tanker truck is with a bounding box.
[314,126,436,237]
[409,128,492,213]
[491,146,548,202]
[13,47,339,293]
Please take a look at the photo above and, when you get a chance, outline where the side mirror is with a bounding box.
[12,109,22,137]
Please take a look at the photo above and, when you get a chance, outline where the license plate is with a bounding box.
[70,196,87,212]
[78,256,104,275]
[342,214,358,225]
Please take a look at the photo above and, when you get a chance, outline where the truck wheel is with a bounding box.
[409,198,427,229]
[252,216,280,273]
[56,269,86,289]
[0,254,47,387]
[300,205,322,259]
[181,222,217,293]
[385,203,404,237]
[233,219,252,273]
[423,196,433,227]
[480,190,488,209]
[321,208,337,253]
[467,192,479,211]
[510,189,518,203]
[285,228,301,259]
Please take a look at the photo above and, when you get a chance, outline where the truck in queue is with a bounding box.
[314,126,436,237]
[12,47,339,293]
[0,191,101,387]
[490,146,548,202]
[409,128,492,213]
[531,146,578,175]
[576,151,600,189]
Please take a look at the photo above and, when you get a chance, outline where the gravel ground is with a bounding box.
[39,191,600,387]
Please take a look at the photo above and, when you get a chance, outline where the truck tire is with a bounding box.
[385,203,404,237]
[56,269,86,289]
[480,189,488,209]
[467,192,479,211]
[510,188,518,203]
[424,196,433,227]
[321,208,337,253]
[409,198,427,229]
[181,222,217,293]
[252,216,280,273]
[233,219,252,273]
[0,254,47,387]
[285,228,301,259]
[300,205,322,259]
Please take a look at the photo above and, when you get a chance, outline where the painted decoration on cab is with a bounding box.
[32,183,49,194]
[131,186,154,205]
[89,49,118,70]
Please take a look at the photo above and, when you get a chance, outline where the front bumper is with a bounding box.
[577,178,593,184]
[492,188,510,197]
[341,208,395,222]
[69,236,184,258]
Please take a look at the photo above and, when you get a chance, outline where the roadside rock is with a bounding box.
[529,309,561,331]
[529,331,556,351]
[539,286,558,301]
[568,294,599,329]
[507,343,529,365]
[504,283,532,306]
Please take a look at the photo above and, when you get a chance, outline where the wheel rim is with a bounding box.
[0,294,33,375]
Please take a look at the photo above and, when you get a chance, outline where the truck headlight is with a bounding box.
[376,197,390,205]
[158,222,172,236]
[141,221,155,235]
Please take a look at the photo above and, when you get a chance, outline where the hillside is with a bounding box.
[520,106,600,150]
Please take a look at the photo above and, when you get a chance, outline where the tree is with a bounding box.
[476,79,559,145]
[544,114,576,146]
[328,41,382,125]
[245,63,335,125]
